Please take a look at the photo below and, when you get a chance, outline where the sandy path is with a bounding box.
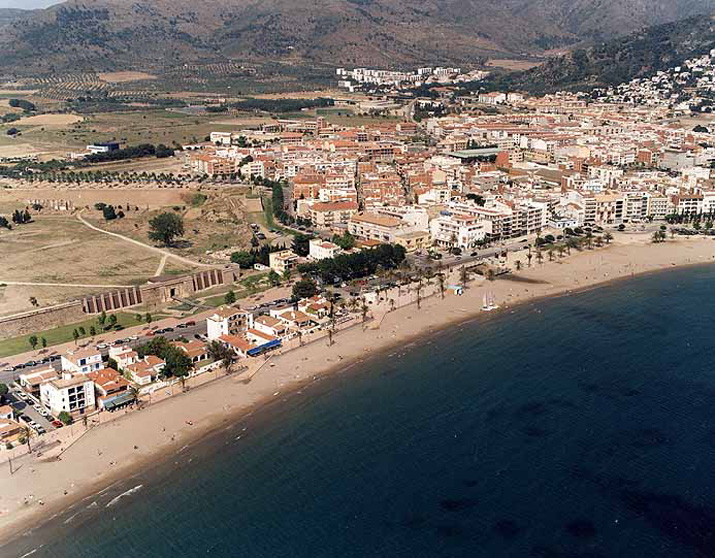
[75,212,212,268]
[0,281,133,289]
[0,235,713,544]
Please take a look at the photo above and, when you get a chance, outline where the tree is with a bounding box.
[208,340,235,374]
[268,270,282,286]
[230,251,254,268]
[145,312,153,324]
[604,232,613,244]
[29,335,38,350]
[224,290,237,304]
[107,358,118,370]
[292,277,318,300]
[107,314,118,328]
[72,329,80,344]
[58,411,73,425]
[148,212,184,246]
[291,233,313,257]
[29,296,38,307]
[283,269,292,282]
[78,327,86,336]
[41,337,47,348]
[102,205,117,220]
[97,310,107,328]
[515,260,522,271]
[0,384,8,403]
[89,326,97,336]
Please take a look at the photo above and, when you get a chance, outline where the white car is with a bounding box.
[96,343,108,349]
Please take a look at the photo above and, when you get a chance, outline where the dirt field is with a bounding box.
[486,58,542,71]
[0,187,192,209]
[13,113,84,128]
[98,72,158,83]
[0,143,42,158]
[0,211,195,317]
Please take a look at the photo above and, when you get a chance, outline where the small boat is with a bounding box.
[482,292,499,312]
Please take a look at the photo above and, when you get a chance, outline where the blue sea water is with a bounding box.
[6,265,715,558]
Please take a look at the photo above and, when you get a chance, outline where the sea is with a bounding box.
[5,265,715,558]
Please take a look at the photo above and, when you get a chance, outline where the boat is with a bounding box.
[482,291,499,312]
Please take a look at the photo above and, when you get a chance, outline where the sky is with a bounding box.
[0,0,62,8]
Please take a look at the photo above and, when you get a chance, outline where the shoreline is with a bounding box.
[1,235,714,547]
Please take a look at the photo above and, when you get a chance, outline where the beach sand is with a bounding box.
[0,234,713,543]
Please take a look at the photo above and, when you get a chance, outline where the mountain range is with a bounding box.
[483,14,715,94]
[0,0,713,76]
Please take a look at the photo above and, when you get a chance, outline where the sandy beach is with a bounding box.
[0,233,714,545]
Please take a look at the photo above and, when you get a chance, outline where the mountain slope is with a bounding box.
[0,0,713,76]
[483,14,715,94]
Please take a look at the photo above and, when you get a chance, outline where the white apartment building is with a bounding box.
[61,348,103,375]
[309,239,341,260]
[40,372,96,418]
[269,250,300,274]
[430,214,488,250]
[348,212,405,243]
[206,306,254,341]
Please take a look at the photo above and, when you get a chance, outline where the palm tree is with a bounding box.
[208,340,235,375]
[360,297,369,323]
[536,249,544,265]
[460,266,469,288]
[514,260,522,271]
[604,232,613,244]
[527,252,533,267]
[437,271,446,298]
[547,248,554,262]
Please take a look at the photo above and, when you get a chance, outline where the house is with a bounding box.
[40,372,96,418]
[61,347,103,374]
[125,356,166,386]
[88,368,133,411]
[172,339,210,364]
[0,419,24,443]
[108,345,138,371]
[308,238,341,261]
[253,315,289,338]
[218,334,257,358]
[0,404,13,420]
[269,250,300,275]
[275,309,315,330]
[348,212,405,243]
[309,201,359,228]
[206,306,254,341]
[297,295,331,320]
[18,366,60,397]
[246,328,279,346]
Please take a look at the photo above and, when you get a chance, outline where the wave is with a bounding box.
[105,485,143,508]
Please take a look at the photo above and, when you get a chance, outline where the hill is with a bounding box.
[483,14,715,94]
[0,0,712,77]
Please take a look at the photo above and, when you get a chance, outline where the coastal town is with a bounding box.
[0,32,714,547]
[2,50,715,452]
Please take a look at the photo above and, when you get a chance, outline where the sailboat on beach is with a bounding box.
[482,291,499,312]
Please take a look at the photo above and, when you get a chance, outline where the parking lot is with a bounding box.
[9,385,58,435]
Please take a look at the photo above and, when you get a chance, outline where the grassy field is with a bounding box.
[0,312,138,359]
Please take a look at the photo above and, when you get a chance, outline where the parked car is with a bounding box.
[36,426,46,435]
[128,335,139,341]
[19,415,31,424]
[164,327,174,333]
[185,320,196,326]
[176,323,188,329]
[113,339,125,346]
[52,420,63,428]
[145,331,155,337]
[96,343,108,349]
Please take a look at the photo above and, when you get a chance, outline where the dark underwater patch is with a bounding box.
[440,498,479,512]
[493,519,521,540]
[565,519,597,539]
[630,428,669,448]
[523,426,550,438]
[620,489,715,556]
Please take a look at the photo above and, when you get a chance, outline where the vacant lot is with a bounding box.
[0,212,193,317]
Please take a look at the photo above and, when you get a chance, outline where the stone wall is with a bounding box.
[0,301,86,341]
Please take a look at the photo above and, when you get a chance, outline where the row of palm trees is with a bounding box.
[514,231,614,270]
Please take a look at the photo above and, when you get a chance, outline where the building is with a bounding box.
[18,366,60,397]
[268,250,300,275]
[40,372,96,418]
[0,419,23,444]
[430,214,488,250]
[206,306,254,341]
[348,212,405,243]
[88,368,132,411]
[309,239,341,261]
[172,339,210,365]
[309,201,359,228]
[108,345,139,371]
[394,230,432,253]
[87,142,120,154]
[61,348,103,375]
[125,356,166,386]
